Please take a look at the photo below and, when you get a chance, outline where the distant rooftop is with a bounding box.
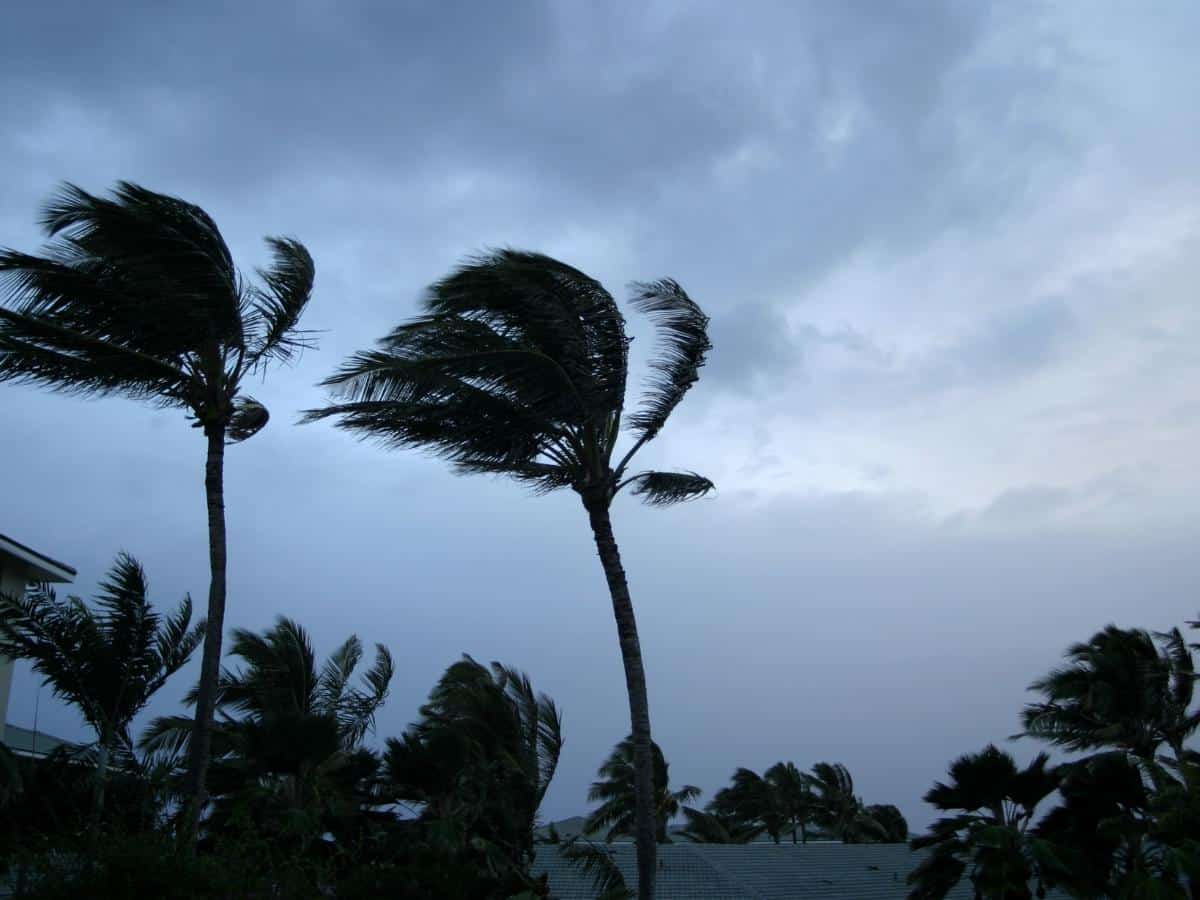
[2,723,79,759]
[0,533,76,583]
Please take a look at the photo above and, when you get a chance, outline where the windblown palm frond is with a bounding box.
[561,837,633,900]
[626,278,711,443]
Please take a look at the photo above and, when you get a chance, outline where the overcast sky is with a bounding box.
[3,1,1199,832]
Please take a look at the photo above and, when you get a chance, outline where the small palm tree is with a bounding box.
[908,746,1062,900]
[306,249,713,898]
[586,736,700,843]
[806,762,884,843]
[1019,624,1200,761]
[0,552,203,818]
[0,183,316,840]
[385,655,563,867]
[141,617,392,843]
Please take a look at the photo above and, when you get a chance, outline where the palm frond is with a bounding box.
[625,470,714,506]
[246,237,316,365]
[626,278,710,443]
[0,299,189,401]
[561,838,632,899]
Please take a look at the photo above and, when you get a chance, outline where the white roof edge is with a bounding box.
[0,534,76,583]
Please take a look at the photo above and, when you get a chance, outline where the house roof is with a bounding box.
[2,723,79,759]
[0,534,76,583]
[532,842,1069,899]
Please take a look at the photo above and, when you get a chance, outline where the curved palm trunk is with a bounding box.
[182,425,228,846]
[584,498,656,899]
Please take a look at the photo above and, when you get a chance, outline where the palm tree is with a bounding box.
[0,182,316,840]
[384,655,562,869]
[864,803,908,843]
[585,736,700,843]
[707,762,815,844]
[806,762,884,843]
[908,746,1062,900]
[305,248,713,897]
[1019,624,1200,762]
[0,552,203,818]
[141,616,392,844]
[708,767,785,843]
[676,806,762,844]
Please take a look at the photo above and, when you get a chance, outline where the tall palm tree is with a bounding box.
[384,654,562,868]
[0,182,316,840]
[305,248,713,897]
[908,746,1062,900]
[585,736,700,843]
[141,617,392,844]
[0,552,203,817]
[806,762,884,843]
[1019,624,1200,761]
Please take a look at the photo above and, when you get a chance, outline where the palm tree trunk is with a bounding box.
[182,424,228,847]
[584,497,656,899]
[91,736,111,827]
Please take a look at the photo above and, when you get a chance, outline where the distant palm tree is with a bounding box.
[908,745,1062,900]
[306,249,713,898]
[586,736,700,843]
[385,654,563,868]
[707,763,815,844]
[765,761,816,844]
[141,617,392,844]
[806,762,884,843]
[0,182,316,841]
[708,767,785,843]
[864,803,908,843]
[1019,624,1200,761]
[676,806,762,844]
[0,552,203,818]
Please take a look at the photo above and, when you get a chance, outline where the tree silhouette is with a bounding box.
[306,249,712,897]
[0,182,315,842]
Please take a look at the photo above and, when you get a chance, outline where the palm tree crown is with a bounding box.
[0,181,314,435]
[142,618,393,840]
[908,745,1061,900]
[1019,624,1199,760]
[385,654,563,865]
[585,736,700,843]
[304,248,711,506]
[0,552,203,756]
[0,552,203,817]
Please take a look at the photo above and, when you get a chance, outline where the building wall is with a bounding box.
[0,563,26,736]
